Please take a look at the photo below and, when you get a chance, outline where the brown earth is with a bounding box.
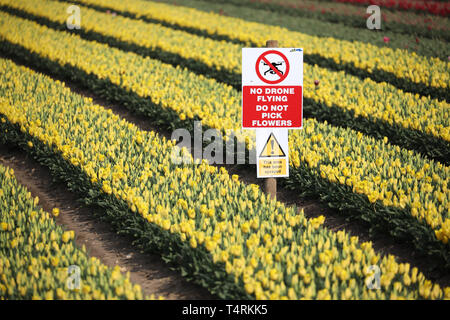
[0,145,214,299]
[1,57,448,300]
[75,84,450,287]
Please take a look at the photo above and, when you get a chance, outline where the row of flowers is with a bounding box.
[1,57,449,299]
[128,0,449,60]
[287,119,450,257]
[332,0,449,16]
[0,6,447,164]
[213,0,450,32]
[0,163,153,299]
[0,11,448,265]
[71,0,450,98]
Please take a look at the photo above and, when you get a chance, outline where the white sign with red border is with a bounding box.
[242,48,303,129]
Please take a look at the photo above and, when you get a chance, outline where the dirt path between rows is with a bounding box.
[75,85,450,287]
[0,144,214,299]
[1,55,448,295]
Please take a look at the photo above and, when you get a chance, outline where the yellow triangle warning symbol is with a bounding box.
[259,133,286,157]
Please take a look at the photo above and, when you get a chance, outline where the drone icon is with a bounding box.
[262,61,284,76]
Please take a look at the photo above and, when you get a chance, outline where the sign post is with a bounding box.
[263,40,279,200]
[242,40,303,200]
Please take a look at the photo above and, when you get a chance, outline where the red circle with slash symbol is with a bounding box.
[255,50,290,84]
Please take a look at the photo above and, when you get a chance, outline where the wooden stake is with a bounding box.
[264,40,278,200]
[266,40,278,48]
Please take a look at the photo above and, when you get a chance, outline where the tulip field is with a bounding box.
[0,0,449,300]
[0,162,157,299]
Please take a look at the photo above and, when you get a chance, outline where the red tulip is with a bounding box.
[314,80,320,86]
[383,36,390,43]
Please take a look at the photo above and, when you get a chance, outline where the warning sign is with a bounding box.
[256,129,289,178]
[242,48,303,129]
[259,133,286,157]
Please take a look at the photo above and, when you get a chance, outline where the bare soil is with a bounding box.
[78,86,450,287]
[1,56,448,299]
[74,83,450,287]
[0,144,214,299]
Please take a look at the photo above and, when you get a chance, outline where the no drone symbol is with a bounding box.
[255,50,290,84]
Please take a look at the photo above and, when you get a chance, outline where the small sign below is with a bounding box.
[256,129,289,178]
